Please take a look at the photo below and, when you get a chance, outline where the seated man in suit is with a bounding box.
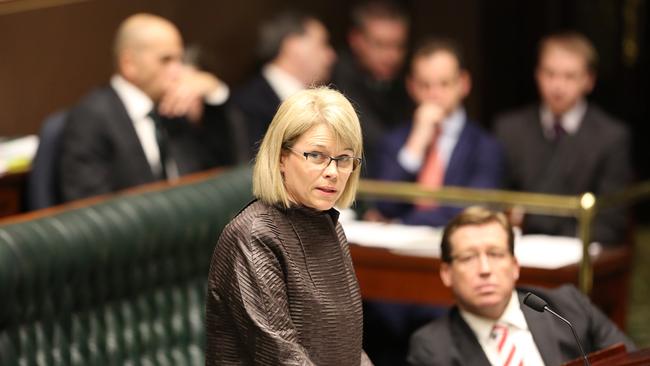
[375,38,504,226]
[59,13,235,202]
[494,32,632,245]
[231,11,335,157]
[408,206,634,366]
[331,0,412,178]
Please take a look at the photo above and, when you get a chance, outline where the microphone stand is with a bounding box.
[543,305,591,366]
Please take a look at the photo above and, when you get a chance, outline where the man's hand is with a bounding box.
[404,102,445,160]
[158,66,222,121]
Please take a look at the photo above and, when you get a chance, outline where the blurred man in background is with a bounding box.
[374,38,503,226]
[332,0,411,178]
[231,11,336,158]
[494,31,632,245]
[364,38,504,366]
[59,13,235,202]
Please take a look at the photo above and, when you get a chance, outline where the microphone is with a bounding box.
[523,292,591,366]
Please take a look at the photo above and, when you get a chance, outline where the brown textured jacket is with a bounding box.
[206,200,373,365]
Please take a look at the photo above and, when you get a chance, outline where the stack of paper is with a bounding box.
[342,220,594,269]
[0,135,38,175]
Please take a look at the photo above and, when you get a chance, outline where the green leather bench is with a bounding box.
[0,166,253,365]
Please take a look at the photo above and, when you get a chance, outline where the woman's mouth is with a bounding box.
[316,186,338,195]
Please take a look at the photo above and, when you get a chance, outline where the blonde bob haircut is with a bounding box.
[253,87,363,209]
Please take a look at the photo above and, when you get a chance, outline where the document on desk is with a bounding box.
[0,135,38,175]
[341,220,593,269]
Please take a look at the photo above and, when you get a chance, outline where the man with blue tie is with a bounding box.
[374,37,504,226]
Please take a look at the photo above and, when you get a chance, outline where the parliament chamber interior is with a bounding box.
[1,0,650,365]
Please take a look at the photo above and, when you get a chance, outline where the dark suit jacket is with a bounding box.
[376,119,504,227]
[230,72,281,158]
[494,104,632,244]
[407,285,635,366]
[59,85,234,202]
[332,50,412,178]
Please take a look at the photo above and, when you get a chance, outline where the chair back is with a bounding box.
[26,110,68,210]
[0,166,253,365]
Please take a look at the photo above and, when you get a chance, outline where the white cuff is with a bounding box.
[397,147,423,174]
[204,83,230,105]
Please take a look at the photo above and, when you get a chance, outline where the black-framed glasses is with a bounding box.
[285,146,362,173]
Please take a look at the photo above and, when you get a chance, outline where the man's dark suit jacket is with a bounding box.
[59,85,235,202]
[230,72,281,159]
[407,285,635,366]
[494,104,631,244]
[331,50,412,178]
[376,119,504,227]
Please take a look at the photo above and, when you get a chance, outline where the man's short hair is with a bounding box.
[256,11,315,63]
[538,31,599,74]
[440,206,514,263]
[350,0,410,30]
[412,37,467,71]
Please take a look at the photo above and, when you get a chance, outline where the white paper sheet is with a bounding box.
[0,135,38,175]
[341,220,593,269]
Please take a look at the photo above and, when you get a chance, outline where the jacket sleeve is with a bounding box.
[59,107,114,202]
[375,128,418,219]
[207,222,316,365]
[396,132,506,227]
[592,127,632,244]
[566,285,636,352]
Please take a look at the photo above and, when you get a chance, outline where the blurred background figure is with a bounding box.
[332,0,412,178]
[363,37,504,366]
[373,38,504,227]
[230,11,336,159]
[494,31,632,245]
[58,13,235,202]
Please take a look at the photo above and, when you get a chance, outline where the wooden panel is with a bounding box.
[0,0,483,137]
[0,172,26,218]
[350,244,632,329]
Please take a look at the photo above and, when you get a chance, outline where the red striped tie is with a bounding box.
[492,324,524,366]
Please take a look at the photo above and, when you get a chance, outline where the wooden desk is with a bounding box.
[350,244,632,329]
[0,171,27,218]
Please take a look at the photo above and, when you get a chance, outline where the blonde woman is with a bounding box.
[206,87,372,365]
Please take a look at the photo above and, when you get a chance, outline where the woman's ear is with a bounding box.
[279,150,288,174]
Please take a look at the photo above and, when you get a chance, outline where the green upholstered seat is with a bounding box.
[0,166,253,365]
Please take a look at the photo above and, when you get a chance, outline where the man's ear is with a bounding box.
[459,70,472,99]
[118,49,135,79]
[584,72,596,95]
[348,29,364,53]
[440,262,453,288]
[512,257,520,282]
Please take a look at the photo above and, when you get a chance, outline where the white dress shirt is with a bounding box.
[459,291,546,366]
[262,63,305,102]
[110,74,229,180]
[539,99,587,140]
[397,107,467,174]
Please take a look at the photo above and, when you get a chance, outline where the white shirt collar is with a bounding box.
[540,99,587,138]
[262,63,305,102]
[110,74,154,121]
[440,107,466,138]
[460,290,529,343]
